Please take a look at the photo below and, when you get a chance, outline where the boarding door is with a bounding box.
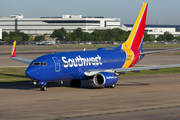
[52,57,60,72]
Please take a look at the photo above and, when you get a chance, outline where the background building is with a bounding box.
[0,14,120,35]
[0,28,2,39]
[122,24,180,38]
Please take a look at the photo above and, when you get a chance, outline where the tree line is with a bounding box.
[50,27,180,42]
[1,27,180,43]
[2,30,29,42]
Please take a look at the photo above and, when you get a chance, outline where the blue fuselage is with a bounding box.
[25,49,143,82]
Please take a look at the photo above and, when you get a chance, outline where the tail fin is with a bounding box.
[53,38,57,42]
[11,41,16,57]
[116,2,148,50]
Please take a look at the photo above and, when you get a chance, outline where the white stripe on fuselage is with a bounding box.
[62,55,102,68]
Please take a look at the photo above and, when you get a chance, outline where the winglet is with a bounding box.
[11,41,16,57]
[10,41,32,64]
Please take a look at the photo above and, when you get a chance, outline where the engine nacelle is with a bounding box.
[93,72,118,86]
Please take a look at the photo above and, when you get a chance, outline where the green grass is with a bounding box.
[0,67,180,83]
[175,52,180,55]
[0,67,31,83]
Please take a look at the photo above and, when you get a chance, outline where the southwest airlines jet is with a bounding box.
[11,3,180,91]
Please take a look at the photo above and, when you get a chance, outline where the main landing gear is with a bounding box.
[105,84,115,88]
[70,80,81,88]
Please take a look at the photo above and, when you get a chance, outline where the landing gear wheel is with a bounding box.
[40,86,47,91]
[110,84,115,88]
[70,80,81,88]
[70,80,75,87]
[105,84,115,88]
[105,86,109,88]
[75,80,81,88]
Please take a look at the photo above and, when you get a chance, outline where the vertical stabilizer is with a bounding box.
[52,38,57,42]
[11,41,16,57]
[116,2,148,50]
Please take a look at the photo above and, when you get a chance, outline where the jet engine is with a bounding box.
[93,72,118,86]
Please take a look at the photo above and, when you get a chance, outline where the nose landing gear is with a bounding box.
[38,81,47,91]
[40,85,47,91]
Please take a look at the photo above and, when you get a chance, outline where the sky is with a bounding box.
[0,0,180,25]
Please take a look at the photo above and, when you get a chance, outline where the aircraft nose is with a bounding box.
[25,66,37,80]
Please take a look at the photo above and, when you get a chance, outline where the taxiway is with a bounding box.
[0,45,180,119]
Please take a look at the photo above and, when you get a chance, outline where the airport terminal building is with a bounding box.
[122,24,180,37]
[0,14,121,35]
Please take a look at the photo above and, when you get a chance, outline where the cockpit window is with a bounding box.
[30,62,47,66]
[33,62,41,65]
[41,62,47,66]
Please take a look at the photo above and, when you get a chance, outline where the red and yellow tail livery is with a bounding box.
[116,2,148,68]
[117,2,148,50]
[11,41,16,57]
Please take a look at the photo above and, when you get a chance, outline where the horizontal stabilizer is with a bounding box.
[140,48,180,55]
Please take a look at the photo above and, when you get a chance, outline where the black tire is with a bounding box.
[40,86,47,91]
[110,84,115,88]
[75,80,81,88]
[70,80,75,87]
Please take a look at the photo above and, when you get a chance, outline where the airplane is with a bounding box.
[11,2,180,91]
[38,38,57,45]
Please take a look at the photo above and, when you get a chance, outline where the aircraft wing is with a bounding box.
[84,64,180,76]
[107,46,116,49]
[11,41,32,64]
